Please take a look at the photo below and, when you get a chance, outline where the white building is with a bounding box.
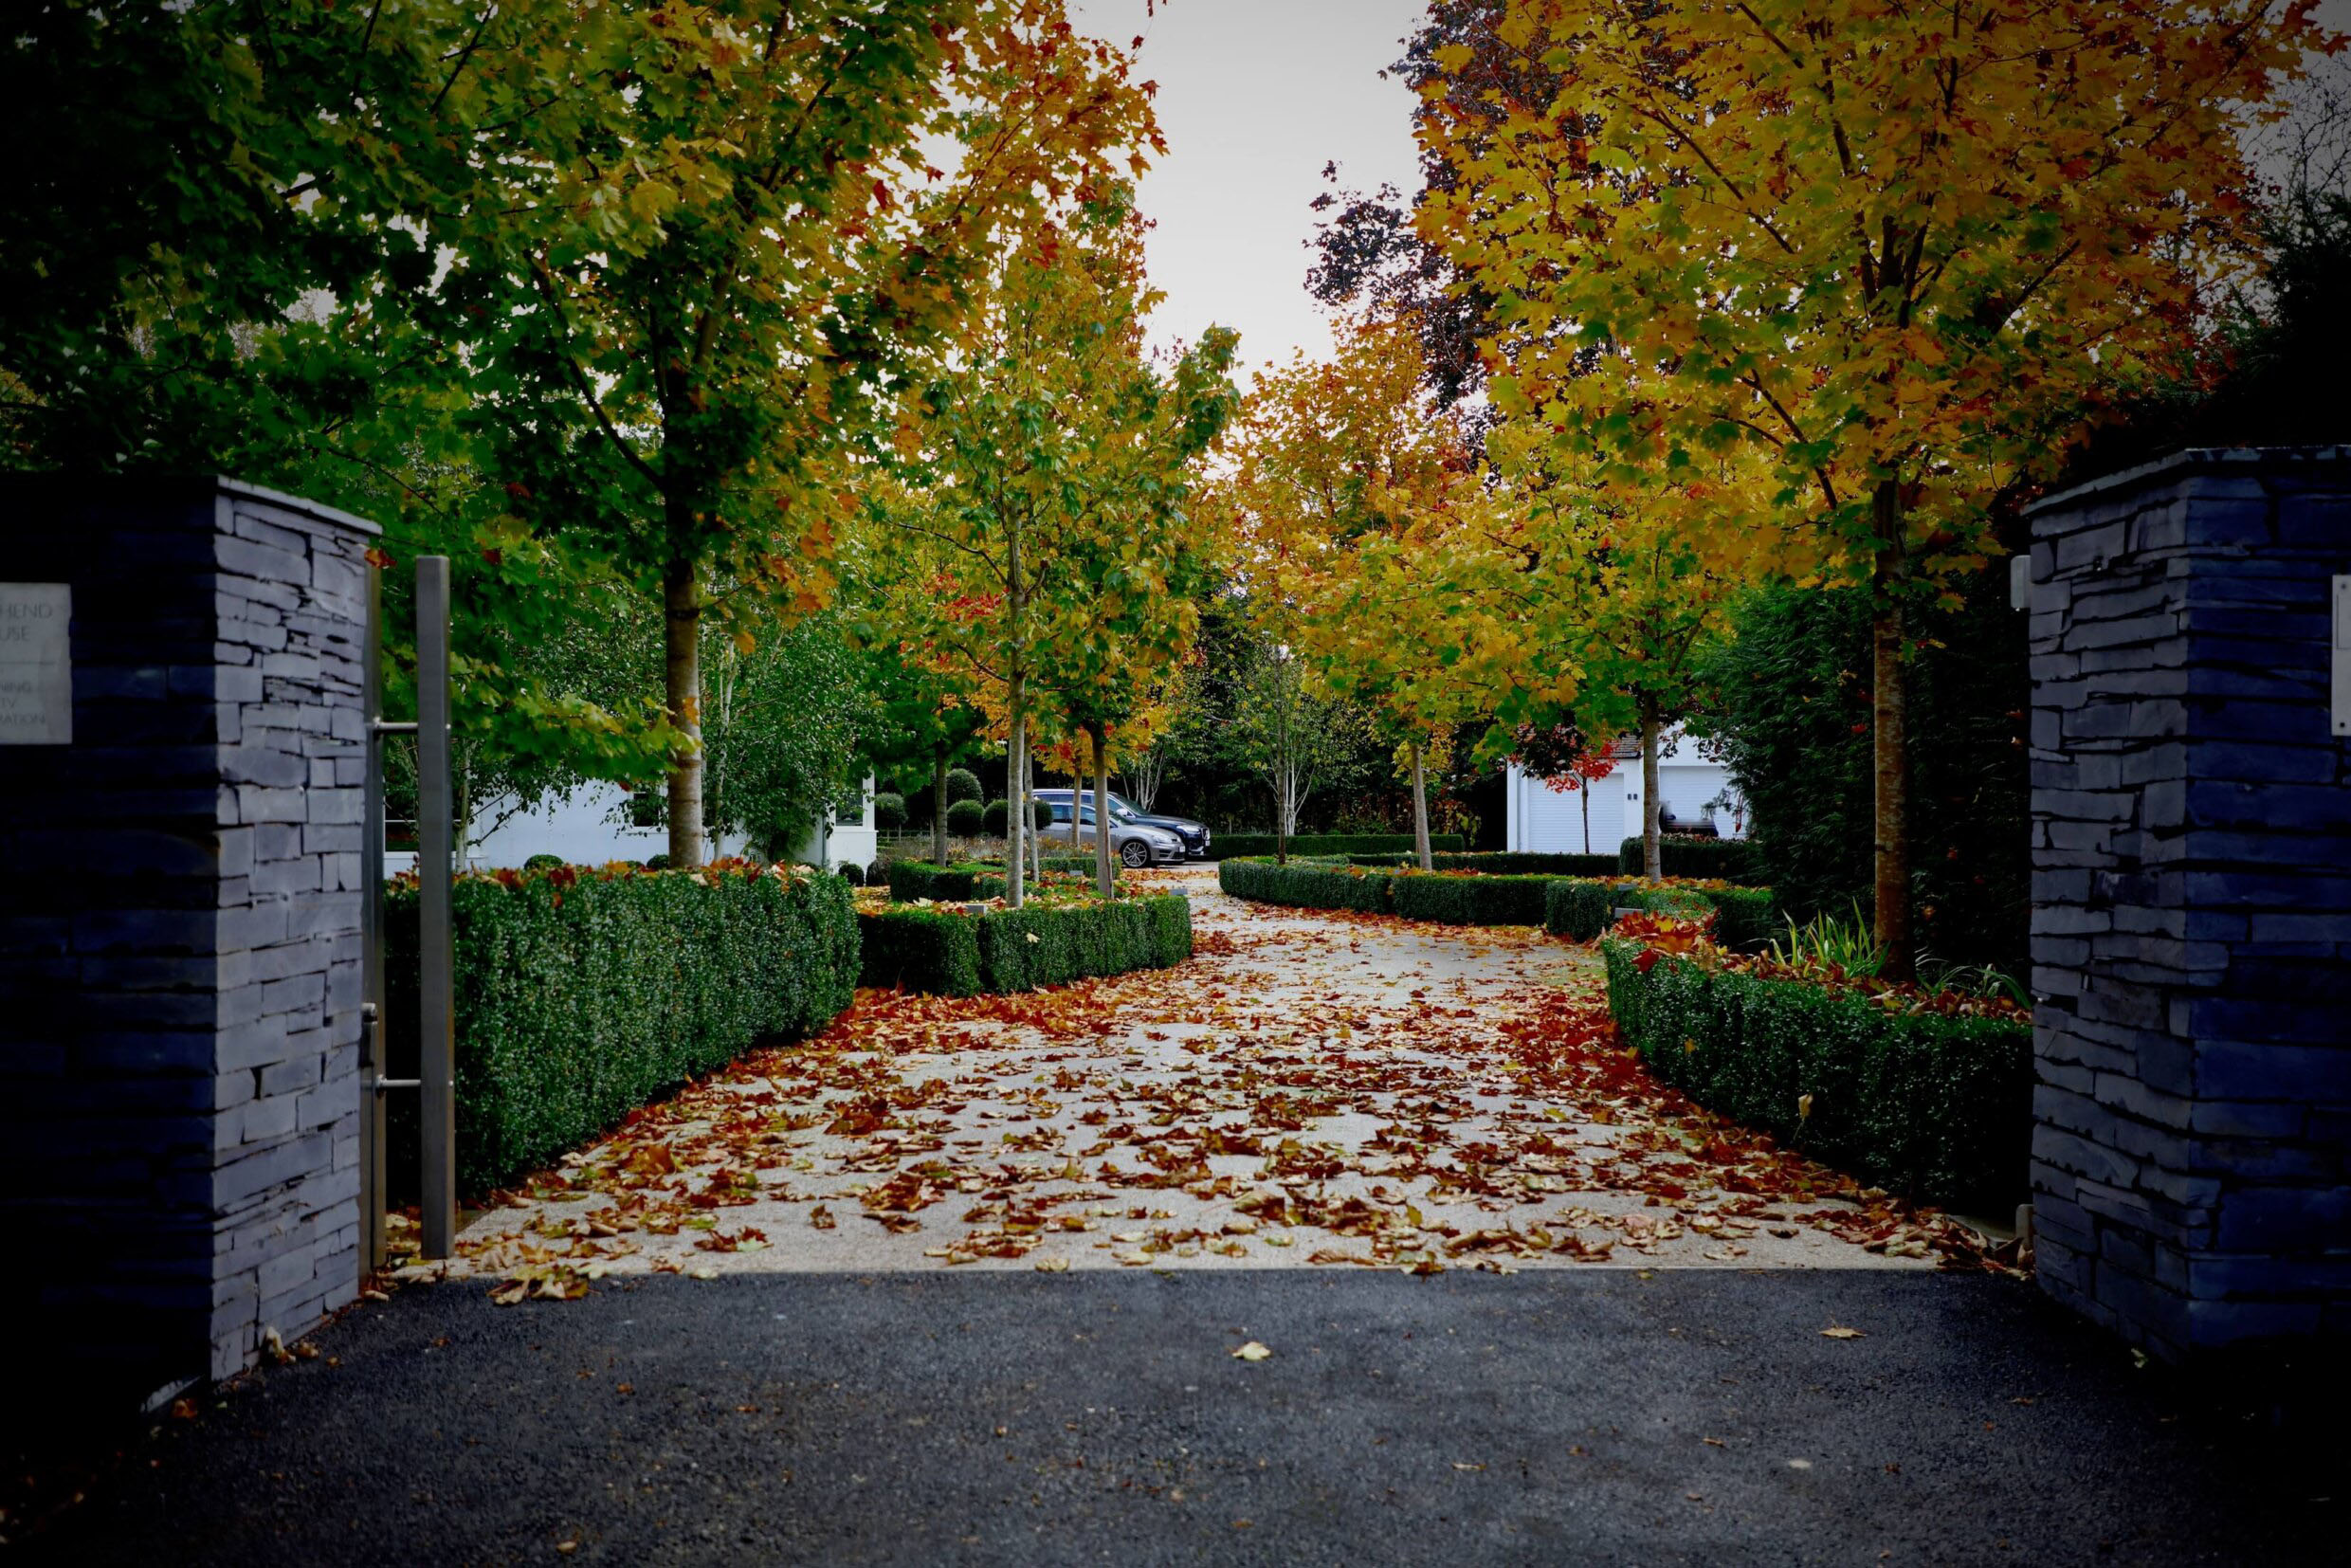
[1504,727,1745,855]
[391,776,879,873]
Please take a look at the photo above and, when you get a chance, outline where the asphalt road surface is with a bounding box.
[23,1268,2342,1566]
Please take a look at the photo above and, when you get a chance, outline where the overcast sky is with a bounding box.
[1071,0,2351,378]
[1068,0,1430,377]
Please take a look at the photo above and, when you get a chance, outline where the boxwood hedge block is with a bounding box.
[1389,870,1556,925]
[1617,835,1759,882]
[1217,858,1394,912]
[860,893,1193,996]
[386,866,859,1198]
[1349,850,1620,877]
[1601,939,2032,1208]
[1542,880,1779,950]
[1208,832,1464,861]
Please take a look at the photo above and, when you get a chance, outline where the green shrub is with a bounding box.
[946,798,985,837]
[873,792,907,830]
[522,853,564,871]
[982,798,1009,836]
[1208,832,1465,861]
[859,893,1193,995]
[385,865,858,1197]
[1601,939,2032,1209]
[836,862,866,887]
[1616,834,1759,882]
[1389,870,1555,925]
[1543,879,1779,949]
[945,767,983,805]
[1347,850,1620,877]
[887,861,1004,903]
[1217,858,1394,912]
[858,904,982,994]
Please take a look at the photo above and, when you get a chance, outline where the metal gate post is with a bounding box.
[359,560,388,1271]
[416,556,458,1259]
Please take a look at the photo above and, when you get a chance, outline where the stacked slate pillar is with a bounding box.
[0,477,374,1416]
[2026,447,2350,1359]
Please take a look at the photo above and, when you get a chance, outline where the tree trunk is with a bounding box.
[1092,725,1115,900]
[1411,740,1432,871]
[1069,757,1083,855]
[1871,488,1914,981]
[663,559,705,866]
[1007,702,1028,908]
[931,745,949,866]
[1640,697,1662,884]
[1580,777,1592,855]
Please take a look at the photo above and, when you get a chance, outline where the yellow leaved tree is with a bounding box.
[1421,0,2330,974]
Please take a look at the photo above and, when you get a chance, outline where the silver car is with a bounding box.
[1034,790,1186,867]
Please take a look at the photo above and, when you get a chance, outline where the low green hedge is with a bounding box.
[385,864,859,1197]
[1207,831,1465,861]
[1389,870,1558,925]
[1545,879,1779,950]
[1602,940,2032,1208]
[1217,858,1394,912]
[1348,850,1621,877]
[858,893,1194,995]
[1618,834,1758,882]
[886,857,1098,902]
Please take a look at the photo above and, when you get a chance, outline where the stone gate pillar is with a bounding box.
[2026,447,2350,1359]
[0,477,376,1416]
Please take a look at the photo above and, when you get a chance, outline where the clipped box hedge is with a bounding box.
[884,856,1098,903]
[1601,939,2032,1208]
[1617,834,1759,882]
[386,864,859,1197]
[858,893,1194,995]
[1545,879,1779,951]
[1389,869,1558,925]
[1347,849,1620,877]
[1207,831,1464,861]
[1217,857,1395,912]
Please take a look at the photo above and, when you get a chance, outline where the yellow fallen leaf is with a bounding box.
[1820,1325,1866,1340]
[1034,1256,1071,1273]
[688,1266,720,1280]
[1231,1340,1272,1361]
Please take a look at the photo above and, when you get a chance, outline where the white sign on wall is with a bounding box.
[0,583,72,744]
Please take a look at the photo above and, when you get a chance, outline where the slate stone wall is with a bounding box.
[2026,447,2350,1360]
[0,477,376,1413]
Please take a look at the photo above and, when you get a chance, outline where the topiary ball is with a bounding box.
[946,767,983,805]
[836,862,866,886]
[979,797,1009,836]
[645,853,672,871]
[948,798,986,837]
[873,791,907,830]
[523,853,564,871]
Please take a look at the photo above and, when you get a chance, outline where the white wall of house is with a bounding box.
[1505,727,1745,854]
[389,775,880,872]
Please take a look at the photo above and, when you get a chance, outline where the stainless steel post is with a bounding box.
[360,559,388,1272]
[416,556,457,1259]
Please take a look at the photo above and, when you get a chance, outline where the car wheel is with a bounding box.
[1121,840,1152,868]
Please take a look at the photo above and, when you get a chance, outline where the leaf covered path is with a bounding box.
[429,869,1993,1299]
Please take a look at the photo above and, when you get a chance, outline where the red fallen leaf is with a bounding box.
[624,1142,675,1176]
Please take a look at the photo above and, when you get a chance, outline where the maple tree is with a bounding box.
[439,2,1168,866]
[882,199,1237,903]
[1221,316,1529,868]
[1420,0,2333,974]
